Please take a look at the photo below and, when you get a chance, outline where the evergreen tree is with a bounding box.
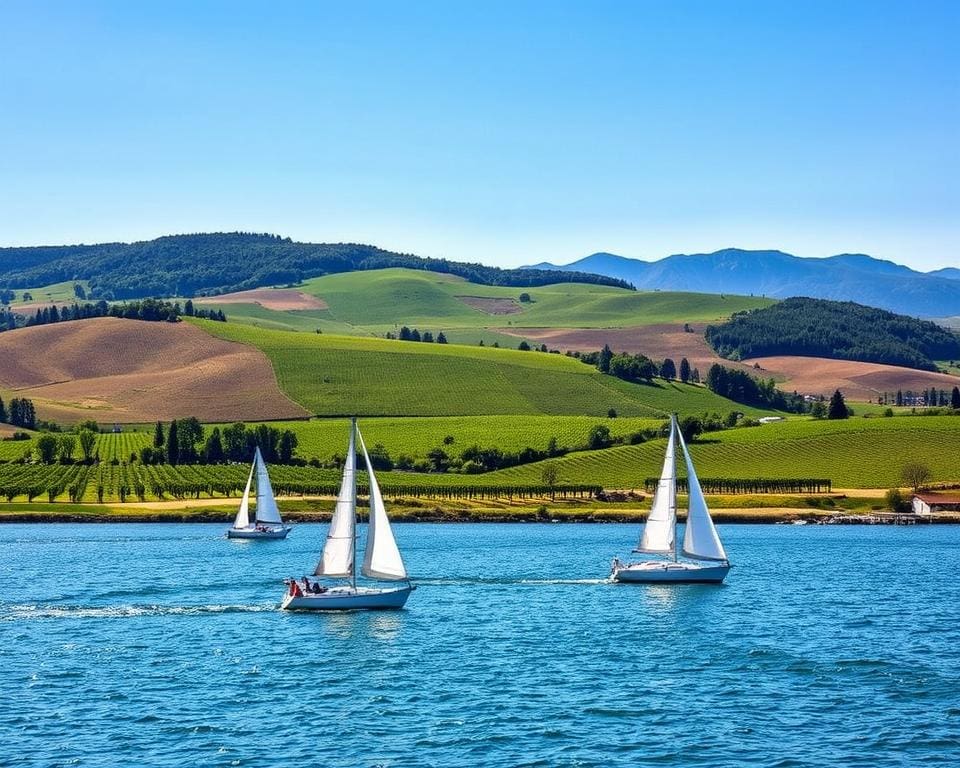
[421,331,434,343]
[952,386,960,409]
[410,328,421,342]
[598,344,612,373]
[691,368,700,383]
[660,358,677,380]
[679,357,690,383]
[518,340,531,351]
[184,299,194,316]
[436,331,447,344]
[896,388,903,407]
[827,389,849,419]
[166,420,179,465]
[278,430,298,463]
[399,326,412,341]
[204,428,224,463]
[153,421,165,448]
[0,396,6,423]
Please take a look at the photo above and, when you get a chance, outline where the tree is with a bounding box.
[410,328,421,342]
[587,424,611,450]
[518,340,531,351]
[519,292,531,303]
[421,331,434,343]
[153,421,165,448]
[78,429,97,462]
[35,434,58,464]
[660,358,676,380]
[184,299,194,316]
[204,428,225,463]
[58,434,76,463]
[679,416,703,443]
[598,344,612,373]
[691,368,700,384]
[679,358,690,383]
[607,408,617,418]
[0,396,6,423]
[166,419,179,465]
[896,388,903,407]
[827,390,848,419]
[541,464,559,497]
[810,400,827,419]
[952,386,960,409]
[884,488,910,514]
[278,430,298,463]
[399,326,412,341]
[426,447,449,472]
[367,443,394,471]
[901,462,931,491]
[436,331,447,344]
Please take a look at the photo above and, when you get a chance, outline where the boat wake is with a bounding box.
[414,576,608,587]
[0,603,278,620]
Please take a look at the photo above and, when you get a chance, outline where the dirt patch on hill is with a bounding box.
[0,424,23,438]
[744,356,960,400]
[497,324,756,374]
[457,296,522,315]
[197,288,328,311]
[0,318,309,423]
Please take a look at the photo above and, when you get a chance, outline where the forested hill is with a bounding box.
[705,297,960,371]
[0,233,633,299]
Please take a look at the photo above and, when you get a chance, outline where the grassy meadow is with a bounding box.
[199,319,763,418]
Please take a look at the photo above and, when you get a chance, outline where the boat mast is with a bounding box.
[350,417,358,590]
[671,414,679,563]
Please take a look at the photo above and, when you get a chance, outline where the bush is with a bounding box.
[885,488,911,514]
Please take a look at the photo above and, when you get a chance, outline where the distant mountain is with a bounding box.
[527,248,960,317]
[0,233,633,299]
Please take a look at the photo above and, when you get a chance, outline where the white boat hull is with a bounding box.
[227,526,292,540]
[281,584,414,611]
[612,560,729,584]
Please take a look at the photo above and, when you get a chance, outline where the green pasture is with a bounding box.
[192,268,772,335]
[486,414,960,489]
[6,280,89,307]
[198,319,767,418]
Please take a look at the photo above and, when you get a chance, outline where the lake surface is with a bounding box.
[2,523,959,767]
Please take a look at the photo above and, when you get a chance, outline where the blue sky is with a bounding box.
[1,1,956,269]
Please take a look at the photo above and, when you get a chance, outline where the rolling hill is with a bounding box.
[0,318,308,423]
[531,248,960,317]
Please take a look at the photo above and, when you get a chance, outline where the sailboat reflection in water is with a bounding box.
[611,414,731,584]
[281,418,415,610]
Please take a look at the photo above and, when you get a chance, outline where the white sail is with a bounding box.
[315,420,357,578]
[357,429,408,581]
[636,416,677,554]
[253,448,283,525]
[233,463,254,529]
[676,426,729,562]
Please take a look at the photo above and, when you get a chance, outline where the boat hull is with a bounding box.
[227,526,292,540]
[612,561,729,584]
[281,584,414,611]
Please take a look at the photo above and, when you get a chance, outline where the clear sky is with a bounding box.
[1,1,957,269]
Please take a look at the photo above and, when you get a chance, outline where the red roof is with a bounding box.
[915,493,960,505]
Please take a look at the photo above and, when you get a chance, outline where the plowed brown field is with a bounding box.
[744,356,960,400]
[0,318,309,423]
[196,288,327,311]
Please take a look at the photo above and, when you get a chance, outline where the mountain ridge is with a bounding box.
[528,248,960,317]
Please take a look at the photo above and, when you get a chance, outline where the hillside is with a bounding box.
[0,318,308,423]
[197,320,774,418]
[531,248,960,317]
[0,233,631,299]
[705,298,960,371]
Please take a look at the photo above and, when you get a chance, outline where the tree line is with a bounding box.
[573,345,702,386]
[0,232,635,300]
[0,298,226,333]
[385,327,448,343]
[705,297,960,371]
[0,397,36,430]
[139,420,300,466]
[704,364,807,412]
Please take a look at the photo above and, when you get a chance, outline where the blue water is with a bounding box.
[2,523,959,767]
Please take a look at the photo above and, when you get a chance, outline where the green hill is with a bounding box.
[199,320,771,418]
[198,267,774,336]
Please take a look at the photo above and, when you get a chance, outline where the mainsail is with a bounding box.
[636,415,678,555]
[253,448,283,525]
[233,464,254,529]
[357,429,408,581]
[315,420,357,578]
[676,426,728,562]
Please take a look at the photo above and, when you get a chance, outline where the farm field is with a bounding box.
[486,414,960,489]
[198,319,769,418]
[0,318,309,424]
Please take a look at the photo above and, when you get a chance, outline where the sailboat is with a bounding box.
[281,418,414,610]
[610,414,730,583]
[226,447,293,540]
